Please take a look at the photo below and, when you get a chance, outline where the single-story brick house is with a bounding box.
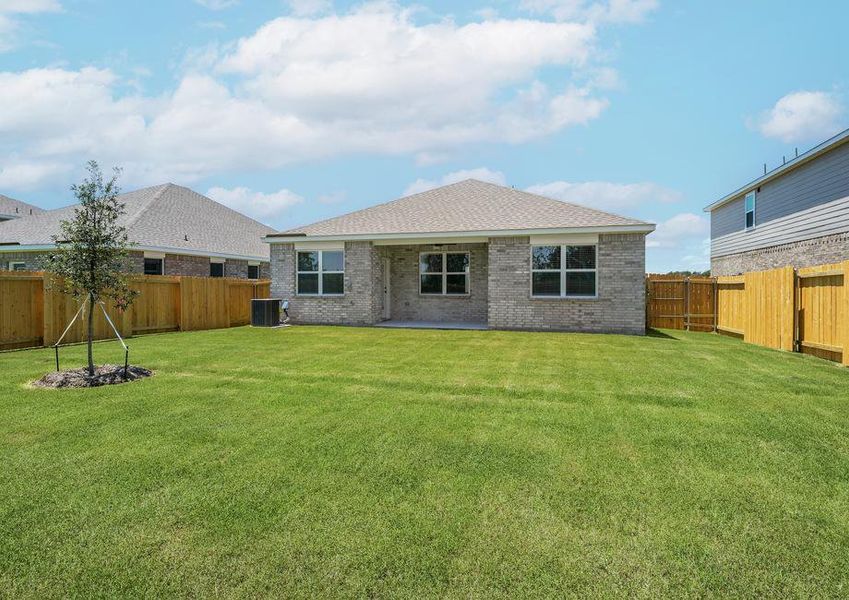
[0,194,43,223]
[0,184,274,278]
[265,179,655,333]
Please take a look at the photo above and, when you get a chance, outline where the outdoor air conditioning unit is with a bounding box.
[251,298,281,327]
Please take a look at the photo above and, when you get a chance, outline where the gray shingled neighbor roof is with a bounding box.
[0,194,44,220]
[0,184,275,260]
[271,179,653,239]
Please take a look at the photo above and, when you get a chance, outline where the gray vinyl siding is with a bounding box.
[710,139,849,253]
[711,196,745,239]
[711,195,849,257]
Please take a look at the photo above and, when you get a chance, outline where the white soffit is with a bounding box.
[373,236,489,246]
[294,241,345,251]
[529,233,599,245]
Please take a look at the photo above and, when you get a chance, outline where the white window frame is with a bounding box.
[530,244,598,299]
[745,191,756,230]
[8,261,27,271]
[419,251,470,296]
[297,249,345,296]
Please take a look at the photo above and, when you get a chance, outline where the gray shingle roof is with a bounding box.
[0,184,274,260]
[274,179,652,238]
[0,194,44,220]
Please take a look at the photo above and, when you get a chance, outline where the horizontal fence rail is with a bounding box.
[0,272,271,351]
[647,261,849,366]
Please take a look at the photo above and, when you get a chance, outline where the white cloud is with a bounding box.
[193,0,239,10]
[0,2,639,189]
[0,0,61,12]
[404,168,507,196]
[0,160,72,188]
[645,212,710,273]
[286,0,331,16]
[753,91,843,143]
[0,0,60,52]
[206,186,304,223]
[645,212,708,248]
[520,0,658,23]
[526,180,680,212]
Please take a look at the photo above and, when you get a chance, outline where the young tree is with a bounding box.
[43,161,138,376]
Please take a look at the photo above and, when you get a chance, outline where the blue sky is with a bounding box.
[1,0,847,272]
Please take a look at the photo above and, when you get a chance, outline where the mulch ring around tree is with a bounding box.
[33,365,153,389]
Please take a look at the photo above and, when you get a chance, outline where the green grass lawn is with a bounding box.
[1,326,848,598]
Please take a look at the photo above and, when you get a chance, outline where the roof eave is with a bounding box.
[264,224,656,243]
[704,126,849,213]
[0,243,269,262]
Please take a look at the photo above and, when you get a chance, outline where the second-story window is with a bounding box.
[745,191,756,229]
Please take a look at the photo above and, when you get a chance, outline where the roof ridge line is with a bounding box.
[133,183,276,232]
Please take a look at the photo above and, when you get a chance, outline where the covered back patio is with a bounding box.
[374,240,489,328]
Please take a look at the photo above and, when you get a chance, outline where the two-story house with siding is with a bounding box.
[706,127,849,276]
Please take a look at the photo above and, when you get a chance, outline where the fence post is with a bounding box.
[178,276,187,332]
[793,269,800,353]
[843,261,849,367]
[781,266,795,352]
[712,278,718,333]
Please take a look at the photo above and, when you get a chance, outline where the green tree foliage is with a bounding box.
[43,161,138,376]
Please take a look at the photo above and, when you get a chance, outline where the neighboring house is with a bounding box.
[265,179,655,334]
[0,184,275,278]
[706,127,849,276]
[0,194,43,224]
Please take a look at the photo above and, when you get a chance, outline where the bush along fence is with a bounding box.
[0,271,271,351]
[647,260,849,366]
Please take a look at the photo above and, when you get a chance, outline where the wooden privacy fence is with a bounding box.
[645,275,716,332]
[647,261,849,366]
[0,272,271,351]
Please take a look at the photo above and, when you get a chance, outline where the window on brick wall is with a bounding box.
[9,261,27,272]
[210,262,224,278]
[419,252,469,295]
[248,265,259,279]
[297,250,344,295]
[531,245,597,298]
[143,258,163,275]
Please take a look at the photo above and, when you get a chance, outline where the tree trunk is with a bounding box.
[87,292,95,377]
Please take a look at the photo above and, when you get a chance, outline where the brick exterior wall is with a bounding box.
[385,243,488,323]
[270,241,381,325]
[269,234,647,333]
[1,249,269,278]
[487,234,646,335]
[711,232,849,276]
[0,251,49,271]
